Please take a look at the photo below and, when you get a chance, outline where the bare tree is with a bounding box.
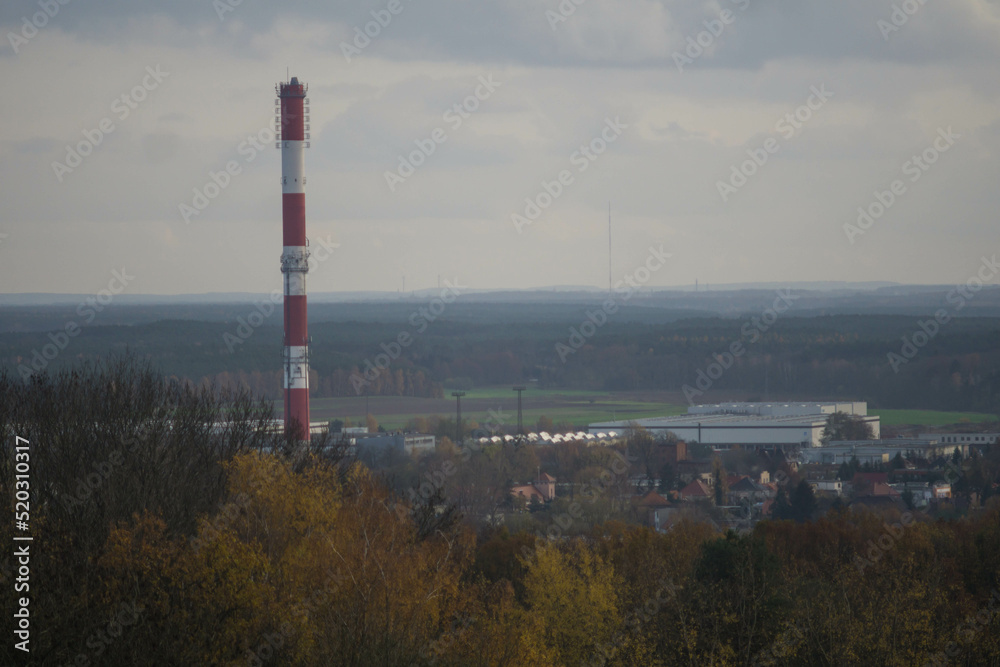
[0,353,283,664]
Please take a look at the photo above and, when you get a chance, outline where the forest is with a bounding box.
[3,305,1000,414]
[1,357,999,666]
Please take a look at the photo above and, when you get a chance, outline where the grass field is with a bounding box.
[300,389,687,430]
[872,409,997,427]
[448,387,614,400]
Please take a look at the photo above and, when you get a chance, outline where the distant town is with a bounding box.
[336,399,997,535]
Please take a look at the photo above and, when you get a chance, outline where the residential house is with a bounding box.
[510,473,558,505]
[730,476,770,503]
[852,472,889,498]
[634,490,674,530]
[931,482,952,499]
[810,480,844,497]
[678,479,713,502]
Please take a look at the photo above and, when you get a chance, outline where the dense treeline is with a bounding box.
[195,366,443,401]
[3,311,1000,411]
[1,358,999,665]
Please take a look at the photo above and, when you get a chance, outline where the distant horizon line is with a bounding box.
[5,280,998,302]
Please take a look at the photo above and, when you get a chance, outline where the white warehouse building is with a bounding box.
[687,401,868,418]
[588,402,879,449]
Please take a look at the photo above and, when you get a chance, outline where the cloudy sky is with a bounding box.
[1,0,998,295]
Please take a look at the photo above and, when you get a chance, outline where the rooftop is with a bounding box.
[591,413,838,429]
[688,401,868,417]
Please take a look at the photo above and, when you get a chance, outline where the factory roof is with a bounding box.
[590,413,837,430]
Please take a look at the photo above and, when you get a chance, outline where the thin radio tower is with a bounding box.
[608,201,612,294]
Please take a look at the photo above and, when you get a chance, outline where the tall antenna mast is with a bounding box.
[608,201,612,294]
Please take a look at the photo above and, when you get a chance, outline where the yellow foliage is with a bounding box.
[98,511,274,665]
[523,540,623,666]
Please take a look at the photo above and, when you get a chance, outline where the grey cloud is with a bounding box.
[2,0,998,69]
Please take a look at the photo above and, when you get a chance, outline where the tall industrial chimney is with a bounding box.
[276,76,310,440]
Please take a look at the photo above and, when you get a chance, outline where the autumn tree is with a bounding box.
[626,423,657,491]
[95,511,276,665]
[821,412,874,445]
[711,456,729,506]
[522,541,622,665]
[433,580,554,666]
[686,531,788,665]
[0,354,279,663]
[658,462,675,493]
[772,481,817,523]
[789,480,818,522]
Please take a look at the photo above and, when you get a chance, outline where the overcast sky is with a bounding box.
[1,0,998,295]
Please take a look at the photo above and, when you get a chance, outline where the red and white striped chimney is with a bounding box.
[276,76,310,440]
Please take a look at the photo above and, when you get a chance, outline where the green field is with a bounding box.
[872,409,997,427]
[295,392,997,432]
[298,389,687,431]
[447,387,616,400]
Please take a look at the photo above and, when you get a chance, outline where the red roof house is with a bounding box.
[679,479,713,501]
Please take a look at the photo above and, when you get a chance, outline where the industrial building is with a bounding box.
[919,432,999,446]
[687,402,869,418]
[801,438,970,465]
[353,433,436,456]
[588,402,880,449]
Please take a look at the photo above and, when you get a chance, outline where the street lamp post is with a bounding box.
[513,385,526,435]
[451,391,466,444]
